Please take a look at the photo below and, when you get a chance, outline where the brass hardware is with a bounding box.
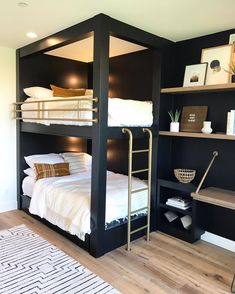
[132,149,149,154]
[132,168,149,174]
[15,117,98,123]
[196,151,219,194]
[122,127,153,251]
[13,97,99,124]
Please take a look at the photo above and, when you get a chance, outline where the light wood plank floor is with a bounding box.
[0,210,235,294]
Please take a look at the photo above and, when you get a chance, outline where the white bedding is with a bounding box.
[29,171,148,241]
[22,176,35,197]
[21,96,153,127]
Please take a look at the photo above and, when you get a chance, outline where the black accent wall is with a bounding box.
[19,54,88,99]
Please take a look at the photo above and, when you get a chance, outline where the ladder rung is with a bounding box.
[130,225,148,235]
[131,187,148,194]
[132,149,149,154]
[131,206,148,215]
[132,168,149,174]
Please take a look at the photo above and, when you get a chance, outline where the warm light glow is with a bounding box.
[67,75,79,87]
[66,137,85,152]
[26,32,37,39]
[46,38,61,46]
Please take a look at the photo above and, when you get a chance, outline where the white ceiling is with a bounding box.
[45,36,147,62]
[1,0,235,48]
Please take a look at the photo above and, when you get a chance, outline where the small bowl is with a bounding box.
[174,169,196,184]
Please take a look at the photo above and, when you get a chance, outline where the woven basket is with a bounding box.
[174,169,196,184]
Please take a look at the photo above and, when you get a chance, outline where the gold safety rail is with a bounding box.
[122,127,153,251]
[13,97,99,123]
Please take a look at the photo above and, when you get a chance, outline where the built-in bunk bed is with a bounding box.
[15,14,173,257]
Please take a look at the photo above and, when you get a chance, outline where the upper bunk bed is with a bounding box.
[15,13,172,139]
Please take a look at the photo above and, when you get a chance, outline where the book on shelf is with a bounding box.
[226,110,235,135]
[164,211,178,222]
[166,196,192,210]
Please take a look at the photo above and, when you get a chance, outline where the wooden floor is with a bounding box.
[0,210,235,294]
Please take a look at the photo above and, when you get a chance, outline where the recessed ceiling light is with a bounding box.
[18,2,28,7]
[26,32,37,39]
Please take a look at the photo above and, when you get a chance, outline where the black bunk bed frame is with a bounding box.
[16,13,173,257]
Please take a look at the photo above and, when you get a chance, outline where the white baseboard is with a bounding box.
[201,231,235,252]
[0,200,17,213]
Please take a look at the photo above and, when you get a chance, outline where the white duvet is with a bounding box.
[29,171,148,241]
[21,96,153,126]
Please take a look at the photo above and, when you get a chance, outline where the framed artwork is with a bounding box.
[180,106,208,132]
[183,63,208,87]
[201,44,234,85]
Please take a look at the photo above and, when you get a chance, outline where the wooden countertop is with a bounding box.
[191,187,235,210]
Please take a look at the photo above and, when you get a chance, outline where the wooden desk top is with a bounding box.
[191,187,235,210]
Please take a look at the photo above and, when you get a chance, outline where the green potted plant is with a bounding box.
[168,109,181,132]
[225,62,235,83]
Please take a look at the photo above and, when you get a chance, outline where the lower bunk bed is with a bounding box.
[20,152,150,256]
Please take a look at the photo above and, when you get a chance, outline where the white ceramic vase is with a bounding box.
[201,121,212,134]
[170,122,180,132]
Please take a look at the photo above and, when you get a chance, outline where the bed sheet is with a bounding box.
[29,171,148,241]
[21,96,153,127]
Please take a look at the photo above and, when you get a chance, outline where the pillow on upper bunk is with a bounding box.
[60,152,90,174]
[50,85,86,97]
[24,153,64,169]
[34,162,70,180]
[23,87,53,99]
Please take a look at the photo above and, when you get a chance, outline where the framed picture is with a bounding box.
[183,63,208,87]
[201,44,234,85]
[180,106,208,132]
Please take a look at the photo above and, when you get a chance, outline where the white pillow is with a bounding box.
[24,153,64,169]
[23,87,53,99]
[60,152,90,174]
[23,167,36,179]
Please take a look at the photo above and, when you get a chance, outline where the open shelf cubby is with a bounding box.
[157,179,203,243]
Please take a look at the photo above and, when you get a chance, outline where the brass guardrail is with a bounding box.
[13,97,99,123]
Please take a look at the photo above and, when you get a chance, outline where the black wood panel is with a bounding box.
[19,54,88,99]
[88,49,154,100]
[89,16,109,257]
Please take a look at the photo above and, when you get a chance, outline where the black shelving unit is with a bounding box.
[157,179,204,243]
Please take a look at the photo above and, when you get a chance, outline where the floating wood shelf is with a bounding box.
[161,83,235,94]
[191,187,235,210]
[159,131,235,140]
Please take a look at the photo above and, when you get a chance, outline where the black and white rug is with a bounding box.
[0,225,121,294]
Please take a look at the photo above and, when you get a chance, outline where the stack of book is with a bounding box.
[226,110,235,135]
[166,197,192,210]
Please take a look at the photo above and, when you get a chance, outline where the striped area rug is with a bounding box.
[0,225,121,294]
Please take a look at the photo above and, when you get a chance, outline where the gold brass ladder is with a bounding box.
[122,128,153,251]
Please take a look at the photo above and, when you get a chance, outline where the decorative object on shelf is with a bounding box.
[180,215,192,230]
[166,197,192,210]
[168,109,181,132]
[224,62,235,83]
[174,169,196,184]
[164,211,178,222]
[180,106,208,132]
[226,110,235,135]
[201,44,234,85]
[183,63,208,87]
[201,121,213,134]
